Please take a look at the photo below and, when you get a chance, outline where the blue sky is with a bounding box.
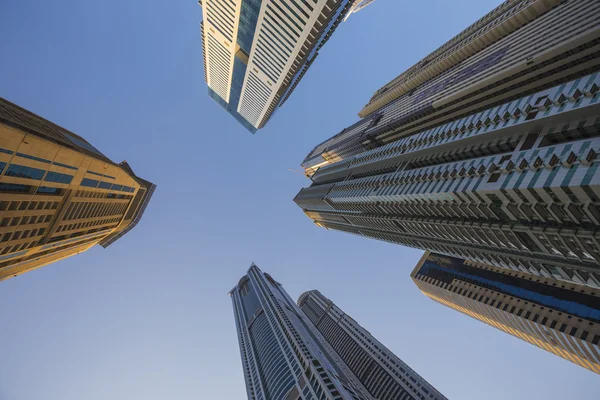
[0,1,598,399]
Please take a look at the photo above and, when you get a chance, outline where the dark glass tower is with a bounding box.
[412,252,600,375]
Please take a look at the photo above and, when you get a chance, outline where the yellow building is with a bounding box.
[411,251,600,375]
[0,98,155,281]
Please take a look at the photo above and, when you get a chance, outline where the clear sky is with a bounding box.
[0,1,598,399]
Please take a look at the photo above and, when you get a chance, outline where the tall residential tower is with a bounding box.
[295,0,600,288]
[298,290,447,400]
[412,252,600,375]
[231,264,446,400]
[230,264,369,400]
[0,98,155,281]
[199,0,376,133]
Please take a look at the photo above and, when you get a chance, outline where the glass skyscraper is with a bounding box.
[412,252,600,375]
[294,0,600,288]
[231,264,446,400]
[230,264,369,400]
[199,0,375,133]
[298,290,447,400]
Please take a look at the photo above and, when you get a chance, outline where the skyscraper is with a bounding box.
[199,0,375,133]
[344,0,377,22]
[231,264,446,400]
[230,264,369,400]
[0,98,155,281]
[298,290,447,400]
[411,252,600,375]
[295,0,600,287]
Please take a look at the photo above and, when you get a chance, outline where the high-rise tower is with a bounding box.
[0,98,155,281]
[199,0,375,133]
[411,252,600,375]
[295,0,600,288]
[298,290,447,400]
[230,264,369,400]
[231,264,446,400]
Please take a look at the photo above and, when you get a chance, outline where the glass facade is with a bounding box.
[63,132,105,157]
[237,0,262,55]
[44,171,74,184]
[208,88,257,134]
[5,164,46,180]
[205,0,262,133]
[416,257,600,323]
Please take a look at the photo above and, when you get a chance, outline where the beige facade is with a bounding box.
[0,98,154,281]
[411,252,600,375]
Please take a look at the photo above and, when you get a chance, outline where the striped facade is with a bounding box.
[199,0,373,133]
[230,264,369,400]
[0,98,154,281]
[302,0,600,173]
[298,290,447,400]
[295,0,600,288]
[411,252,600,375]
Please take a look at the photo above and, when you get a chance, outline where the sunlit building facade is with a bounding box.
[412,252,600,375]
[298,290,447,400]
[0,98,155,281]
[295,0,600,288]
[199,0,374,133]
[230,264,369,400]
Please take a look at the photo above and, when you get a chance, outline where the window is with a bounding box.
[111,184,123,191]
[5,164,45,180]
[570,327,578,336]
[559,323,567,333]
[16,152,51,164]
[36,186,61,195]
[44,171,73,184]
[87,170,104,177]
[0,183,30,193]
[63,132,104,156]
[98,181,112,189]
[53,161,78,170]
[81,178,99,188]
